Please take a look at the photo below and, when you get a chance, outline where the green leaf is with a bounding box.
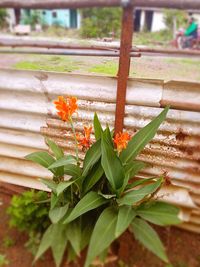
[94,112,103,140]
[122,161,147,191]
[67,244,77,263]
[51,224,68,267]
[46,138,64,159]
[26,151,55,170]
[67,220,81,256]
[136,201,181,226]
[125,160,147,179]
[56,181,75,196]
[131,218,169,263]
[82,162,104,194]
[84,207,118,267]
[101,133,124,191]
[115,206,136,237]
[120,107,169,164]
[51,192,61,209]
[63,191,108,224]
[103,126,114,147]
[34,224,54,262]
[126,177,159,190]
[64,164,82,178]
[40,178,57,193]
[49,203,69,224]
[81,221,94,250]
[35,224,68,267]
[82,140,101,177]
[48,155,77,169]
[118,178,162,206]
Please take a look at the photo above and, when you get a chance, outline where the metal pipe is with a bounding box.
[0,48,141,57]
[1,38,200,57]
[115,5,134,133]
[1,0,200,9]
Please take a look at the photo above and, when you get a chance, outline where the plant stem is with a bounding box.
[70,117,79,164]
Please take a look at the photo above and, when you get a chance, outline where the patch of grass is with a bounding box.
[14,55,80,72]
[0,254,9,267]
[89,60,118,76]
[134,30,172,46]
[166,58,200,67]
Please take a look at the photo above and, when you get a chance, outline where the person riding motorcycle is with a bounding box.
[183,17,198,48]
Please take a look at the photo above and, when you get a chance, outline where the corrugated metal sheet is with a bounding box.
[0,68,200,232]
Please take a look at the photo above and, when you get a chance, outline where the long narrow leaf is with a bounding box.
[26,151,55,169]
[82,162,104,194]
[34,224,54,262]
[51,224,68,267]
[67,220,81,256]
[63,191,108,224]
[64,164,82,178]
[56,181,75,196]
[82,140,101,177]
[115,206,136,237]
[94,112,103,140]
[131,218,169,263]
[84,207,118,267]
[118,178,162,206]
[46,138,64,159]
[49,203,69,224]
[40,178,57,193]
[120,107,169,164]
[48,155,77,169]
[101,133,124,191]
[136,201,181,226]
[122,161,147,191]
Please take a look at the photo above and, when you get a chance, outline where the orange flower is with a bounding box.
[114,131,131,153]
[54,96,78,122]
[76,126,93,151]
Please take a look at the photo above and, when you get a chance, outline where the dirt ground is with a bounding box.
[0,53,200,83]
[1,186,200,267]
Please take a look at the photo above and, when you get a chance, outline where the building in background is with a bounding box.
[134,8,200,32]
[6,8,81,30]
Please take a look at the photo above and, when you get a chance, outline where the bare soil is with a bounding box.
[1,186,200,267]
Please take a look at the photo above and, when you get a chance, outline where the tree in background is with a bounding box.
[22,10,42,29]
[81,7,122,38]
[0,9,8,28]
[164,9,187,37]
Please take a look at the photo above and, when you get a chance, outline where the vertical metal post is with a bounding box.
[114,3,134,134]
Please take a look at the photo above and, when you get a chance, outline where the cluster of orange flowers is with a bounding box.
[76,126,93,151]
[54,96,78,122]
[54,96,131,152]
[113,132,131,153]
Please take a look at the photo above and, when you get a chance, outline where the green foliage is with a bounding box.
[14,56,79,73]
[7,190,50,255]
[22,10,42,28]
[89,61,118,76]
[163,9,187,31]
[25,107,181,267]
[7,190,50,233]
[81,7,122,38]
[0,254,9,267]
[0,9,8,28]
[131,218,169,263]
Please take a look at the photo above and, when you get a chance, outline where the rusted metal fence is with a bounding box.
[0,0,200,233]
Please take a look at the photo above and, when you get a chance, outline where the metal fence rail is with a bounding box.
[0,69,200,232]
[1,0,200,9]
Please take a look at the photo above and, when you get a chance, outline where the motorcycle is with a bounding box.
[172,26,200,49]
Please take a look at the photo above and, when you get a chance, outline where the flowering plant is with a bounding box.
[26,96,180,267]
